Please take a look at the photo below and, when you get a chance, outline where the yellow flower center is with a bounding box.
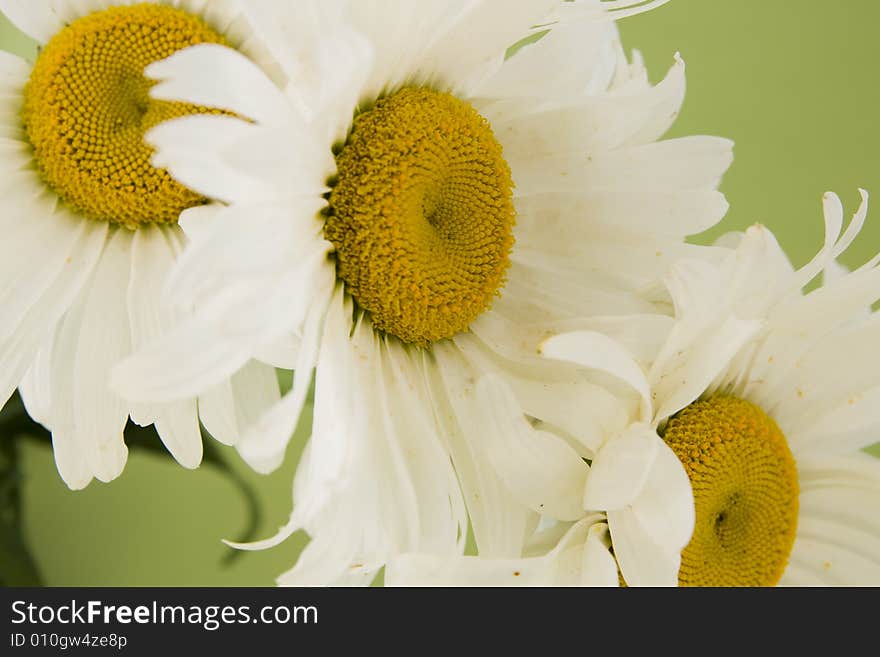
[662,396,799,587]
[325,87,516,346]
[21,4,227,228]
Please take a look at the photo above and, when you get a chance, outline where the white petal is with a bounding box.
[580,522,620,587]
[372,338,467,556]
[0,0,63,42]
[476,7,619,100]
[387,517,604,587]
[0,217,106,414]
[786,191,847,291]
[477,375,589,521]
[504,255,659,321]
[607,506,681,587]
[176,203,220,242]
[662,257,722,318]
[126,225,177,426]
[154,399,202,469]
[420,0,558,94]
[0,48,29,83]
[649,255,767,419]
[0,207,87,342]
[19,341,53,429]
[542,314,673,368]
[778,561,830,586]
[509,193,729,293]
[797,452,880,488]
[220,0,372,144]
[578,136,733,192]
[515,381,626,456]
[822,258,853,289]
[197,380,237,446]
[73,228,133,482]
[789,531,880,586]
[430,340,536,558]
[111,313,255,404]
[166,201,332,324]
[280,299,466,580]
[46,287,93,489]
[583,423,659,511]
[295,26,374,143]
[750,269,880,418]
[601,0,673,20]
[510,141,732,235]
[619,52,687,145]
[387,552,552,587]
[830,189,869,263]
[49,429,92,491]
[215,250,335,345]
[229,0,339,74]
[484,52,685,154]
[788,386,880,455]
[253,334,300,369]
[629,441,695,552]
[198,361,283,448]
[653,316,763,421]
[455,328,628,456]
[518,188,728,240]
[15,220,109,488]
[286,287,357,522]
[275,529,362,588]
[235,295,325,474]
[228,360,283,431]
[223,516,300,552]
[798,456,880,526]
[147,44,290,125]
[147,116,279,205]
[725,222,796,312]
[541,330,652,419]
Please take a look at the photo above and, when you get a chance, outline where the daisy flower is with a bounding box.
[389,191,880,586]
[0,0,285,489]
[112,0,732,584]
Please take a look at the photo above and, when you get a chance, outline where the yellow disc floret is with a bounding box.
[22,4,227,228]
[325,87,516,346]
[663,396,799,587]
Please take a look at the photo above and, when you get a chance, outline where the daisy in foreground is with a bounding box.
[0,0,285,488]
[113,0,731,584]
[388,191,880,586]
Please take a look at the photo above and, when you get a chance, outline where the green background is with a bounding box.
[2,1,879,585]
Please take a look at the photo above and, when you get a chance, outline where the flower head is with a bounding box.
[0,0,283,488]
[389,191,880,587]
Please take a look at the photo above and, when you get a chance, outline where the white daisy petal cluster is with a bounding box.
[388,191,880,586]
[1,0,876,587]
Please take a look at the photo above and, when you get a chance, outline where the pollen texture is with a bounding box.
[325,87,516,346]
[663,396,799,587]
[21,4,227,228]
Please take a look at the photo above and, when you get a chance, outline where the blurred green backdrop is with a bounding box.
[1,1,878,585]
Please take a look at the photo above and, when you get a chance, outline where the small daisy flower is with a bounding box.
[0,0,284,488]
[390,191,880,587]
[112,0,732,584]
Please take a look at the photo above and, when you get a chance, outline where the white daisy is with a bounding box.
[389,191,880,587]
[0,0,286,488]
[111,0,732,585]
